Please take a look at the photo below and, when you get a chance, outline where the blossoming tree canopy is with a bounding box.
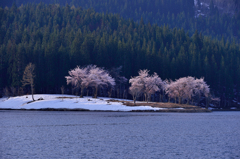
[65,65,115,98]
[129,69,164,103]
[165,76,210,104]
[65,66,88,97]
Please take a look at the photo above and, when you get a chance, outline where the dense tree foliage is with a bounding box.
[0,3,239,107]
[1,0,240,43]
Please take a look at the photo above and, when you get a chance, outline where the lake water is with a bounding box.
[0,111,240,159]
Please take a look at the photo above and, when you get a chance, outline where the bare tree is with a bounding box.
[10,87,16,97]
[22,63,35,101]
[61,85,65,101]
[18,87,24,96]
[109,66,127,98]
[3,87,10,99]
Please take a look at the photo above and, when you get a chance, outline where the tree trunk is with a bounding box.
[117,89,120,98]
[87,89,89,96]
[198,93,201,105]
[144,93,147,102]
[178,96,181,104]
[80,87,84,98]
[147,94,151,103]
[94,87,98,98]
[133,95,136,105]
[206,96,209,109]
[31,85,34,101]
[108,88,112,98]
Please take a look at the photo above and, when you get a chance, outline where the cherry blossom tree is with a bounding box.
[86,65,115,98]
[144,73,163,103]
[183,77,197,104]
[65,66,87,97]
[165,79,182,103]
[129,70,149,104]
[129,69,164,104]
[194,77,210,106]
[165,80,178,103]
[66,65,115,98]
[129,80,144,104]
[165,76,210,105]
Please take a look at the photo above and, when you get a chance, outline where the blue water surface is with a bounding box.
[0,111,239,159]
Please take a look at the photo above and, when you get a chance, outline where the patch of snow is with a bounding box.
[174,108,184,110]
[0,94,166,112]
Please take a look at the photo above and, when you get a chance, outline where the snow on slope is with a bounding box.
[0,94,164,111]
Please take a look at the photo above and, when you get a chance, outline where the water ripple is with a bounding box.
[0,111,240,159]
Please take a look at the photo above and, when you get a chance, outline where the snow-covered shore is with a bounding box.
[0,94,164,111]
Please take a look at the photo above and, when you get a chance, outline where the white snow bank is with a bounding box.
[0,94,166,111]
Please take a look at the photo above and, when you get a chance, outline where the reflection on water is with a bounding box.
[0,111,240,159]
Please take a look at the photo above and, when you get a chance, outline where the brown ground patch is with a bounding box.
[56,97,75,99]
[106,99,128,103]
[123,101,210,112]
[107,99,202,109]
[124,102,198,109]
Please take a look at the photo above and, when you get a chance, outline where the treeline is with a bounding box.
[0,3,240,107]
[1,0,240,43]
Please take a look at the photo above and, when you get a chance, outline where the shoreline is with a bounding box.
[2,107,239,112]
[2,94,238,113]
[0,108,211,112]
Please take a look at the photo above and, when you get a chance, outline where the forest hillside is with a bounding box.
[1,0,240,43]
[0,3,240,107]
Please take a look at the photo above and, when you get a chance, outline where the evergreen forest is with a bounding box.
[1,0,240,43]
[0,2,240,107]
